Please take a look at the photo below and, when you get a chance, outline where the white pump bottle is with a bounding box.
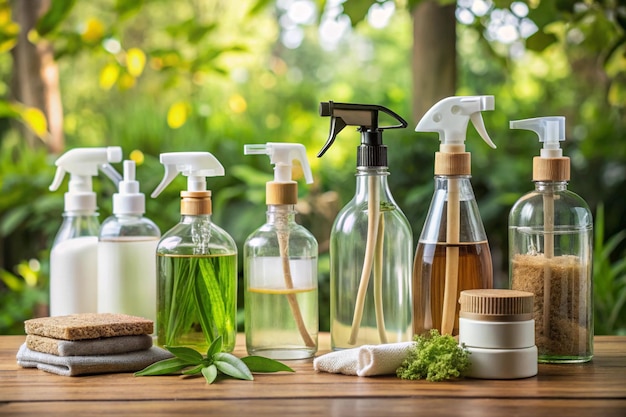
[48,146,122,316]
[413,96,496,337]
[508,116,593,363]
[243,142,318,359]
[98,160,161,322]
[151,152,237,353]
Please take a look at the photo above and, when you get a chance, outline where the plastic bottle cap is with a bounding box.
[317,101,407,168]
[416,96,496,176]
[510,116,570,181]
[151,152,224,216]
[244,143,313,205]
[459,289,534,321]
[49,147,123,212]
[113,160,145,215]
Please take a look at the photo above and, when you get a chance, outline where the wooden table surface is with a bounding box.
[1,334,625,416]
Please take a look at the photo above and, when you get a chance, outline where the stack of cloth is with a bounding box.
[16,313,172,376]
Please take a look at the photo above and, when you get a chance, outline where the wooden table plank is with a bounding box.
[2,399,626,417]
[1,334,625,415]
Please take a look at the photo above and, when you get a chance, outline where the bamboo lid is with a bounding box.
[434,152,471,176]
[180,191,212,215]
[533,156,570,181]
[459,289,534,322]
[266,182,297,205]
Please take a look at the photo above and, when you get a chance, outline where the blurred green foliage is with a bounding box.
[0,0,625,334]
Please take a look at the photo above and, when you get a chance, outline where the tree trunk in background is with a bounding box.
[11,0,64,153]
[411,1,456,124]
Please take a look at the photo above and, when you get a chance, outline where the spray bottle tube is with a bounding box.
[318,101,413,349]
[243,143,319,359]
[48,147,122,316]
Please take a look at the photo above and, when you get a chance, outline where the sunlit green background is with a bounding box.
[1,0,625,335]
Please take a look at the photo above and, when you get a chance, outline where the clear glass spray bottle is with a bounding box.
[413,96,496,337]
[317,101,413,350]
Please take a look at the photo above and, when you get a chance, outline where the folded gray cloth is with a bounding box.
[26,334,153,356]
[16,343,173,376]
[313,342,416,376]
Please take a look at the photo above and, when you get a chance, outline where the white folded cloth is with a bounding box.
[16,343,173,376]
[313,342,415,376]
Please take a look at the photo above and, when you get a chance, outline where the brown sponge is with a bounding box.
[24,313,153,341]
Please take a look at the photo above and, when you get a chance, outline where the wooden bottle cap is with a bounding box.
[180,191,212,215]
[459,289,534,322]
[533,157,570,181]
[434,152,471,176]
[266,182,297,205]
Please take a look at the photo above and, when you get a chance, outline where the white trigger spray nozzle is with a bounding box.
[49,146,123,212]
[416,95,496,150]
[151,152,225,198]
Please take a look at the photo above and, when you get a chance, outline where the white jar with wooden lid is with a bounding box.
[459,289,537,379]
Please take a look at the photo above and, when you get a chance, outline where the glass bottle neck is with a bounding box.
[535,181,568,192]
[181,214,212,224]
[114,213,144,221]
[266,204,296,228]
[434,175,471,186]
[433,175,476,201]
[354,167,392,202]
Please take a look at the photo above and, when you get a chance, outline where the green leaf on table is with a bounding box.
[134,357,191,376]
[202,364,218,384]
[166,345,204,364]
[206,335,223,360]
[135,343,293,384]
[241,356,295,373]
[182,364,205,376]
[213,352,254,381]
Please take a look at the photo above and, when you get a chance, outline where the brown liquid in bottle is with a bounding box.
[412,241,493,336]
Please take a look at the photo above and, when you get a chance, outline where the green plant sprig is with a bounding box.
[396,329,470,382]
[135,336,294,384]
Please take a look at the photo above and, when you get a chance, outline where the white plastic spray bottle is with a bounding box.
[317,101,413,350]
[151,152,237,353]
[243,142,318,359]
[413,96,496,336]
[508,116,593,363]
[48,146,122,316]
[98,160,161,322]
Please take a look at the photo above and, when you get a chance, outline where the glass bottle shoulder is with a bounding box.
[158,216,237,255]
[54,212,100,245]
[99,214,161,240]
[245,221,318,255]
[335,194,410,225]
[418,176,488,243]
[509,187,592,228]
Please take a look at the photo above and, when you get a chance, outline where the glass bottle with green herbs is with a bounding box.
[151,152,237,353]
